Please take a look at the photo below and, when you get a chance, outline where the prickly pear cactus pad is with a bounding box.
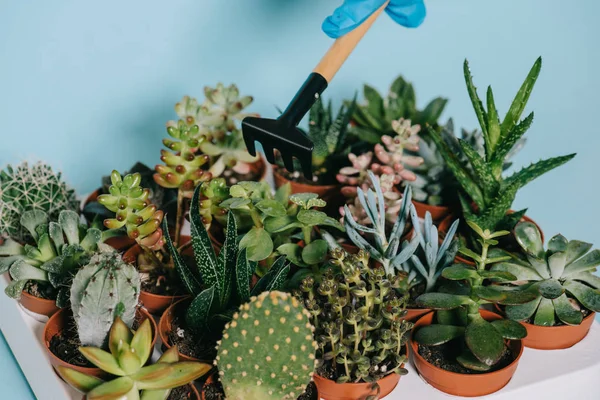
[216,291,317,400]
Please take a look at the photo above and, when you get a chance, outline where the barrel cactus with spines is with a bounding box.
[0,162,79,242]
[70,250,141,347]
[98,170,165,250]
[216,291,316,400]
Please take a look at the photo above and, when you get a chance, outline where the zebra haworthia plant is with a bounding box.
[491,221,600,326]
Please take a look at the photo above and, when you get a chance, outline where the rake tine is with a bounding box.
[242,128,257,156]
[262,143,276,164]
[282,153,295,173]
[300,154,313,180]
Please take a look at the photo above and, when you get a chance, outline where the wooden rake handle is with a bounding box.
[313,1,389,82]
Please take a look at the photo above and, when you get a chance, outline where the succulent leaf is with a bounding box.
[414,325,465,346]
[464,317,504,366]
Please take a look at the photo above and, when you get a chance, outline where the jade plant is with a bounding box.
[0,210,104,307]
[162,185,290,358]
[0,161,79,242]
[350,75,448,145]
[297,249,413,393]
[415,222,535,372]
[426,58,575,240]
[343,172,419,276]
[216,290,317,400]
[275,97,356,185]
[57,318,210,400]
[491,221,600,326]
[70,250,141,347]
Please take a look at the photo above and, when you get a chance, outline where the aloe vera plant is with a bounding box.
[415,222,534,371]
[426,58,575,237]
[491,222,600,326]
[57,318,210,400]
[163,184,291,357]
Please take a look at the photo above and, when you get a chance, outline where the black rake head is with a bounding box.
[242,116,314,179]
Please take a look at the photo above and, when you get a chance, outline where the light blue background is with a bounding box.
[1,1,599,398]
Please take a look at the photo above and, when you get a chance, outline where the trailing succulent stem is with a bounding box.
[58,318,210,400]
[0,162,79,242]
[216,291,316,400]
[492,222,600,326]
[70,251,141,347]
[415,221,532,371]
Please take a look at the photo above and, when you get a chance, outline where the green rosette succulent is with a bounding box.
[57,318,210,400]
[415,222,534,372]
[491,221,600,326]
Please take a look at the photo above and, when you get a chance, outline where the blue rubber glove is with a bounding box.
[322,0,426,39]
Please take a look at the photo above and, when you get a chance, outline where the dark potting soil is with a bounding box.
[296,381,318,400]
[223,168,261,186]
[167,314,217,361]
[202,381,225,400]
[278,168,330,186]
[24,281,56,300]
[141,269,188,296]
[418,341,515,374]
[168,384,196,400]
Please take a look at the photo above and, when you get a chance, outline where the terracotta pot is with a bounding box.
[410,310,523,397]
[273,166,343,212]
[252,155,269,183]
[44,307,158,378]
[313,356,405,400]
[404,308,431,322]
[84,189,136,251]
[122,236,191,316]
[159,297,203,362]
[412,200,452,222]
[494,305,596,350]
[19,289,60,317]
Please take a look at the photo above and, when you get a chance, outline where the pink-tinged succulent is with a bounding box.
[375,118,424,169]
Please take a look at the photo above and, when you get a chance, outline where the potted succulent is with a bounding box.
[57,317,209,400]
[158,187,290,363]
[427,58,575,261]
[491,221,600,349]
[1,209,106,316]
[413,222,536,396]
[273,97,356,212]
[212,290,316,400]
[296,248,413,400]
[340,172,459,320]
[44,250,157,377]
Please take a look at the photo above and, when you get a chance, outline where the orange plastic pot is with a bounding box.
[19,290,60,317]
[122,236,191,316]
[44,307,158,378]
[313,353,405,400]
[273,166,343,212]
[412,200,451,222]
[403,308,431,322]
[494,305,596,350]
[410,310,523,397]
[159,297,202,362]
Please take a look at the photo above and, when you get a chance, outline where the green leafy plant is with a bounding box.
[1,210,104,308]
[491,221,600,326]
[350,75,448,145]
[426,58,575,236]
[0,162,79,242]
[162,185,291,358]
[296,248,413,393]
[415,222,535,371]
[216,291,316,400]
[70,250,141,347]
[343,172,419,276]
[57,318,210,400]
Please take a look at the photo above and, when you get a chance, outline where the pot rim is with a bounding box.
[410,310,524,378]
[313,343,408,386]
[411,199,451,212]
[20,288,57,304]
[495,304,596,330]
[44,306,158,371]
[158,297,193,352]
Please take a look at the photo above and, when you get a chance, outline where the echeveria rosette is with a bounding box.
[98,171,165,250]
[415,222,532,372]
[57,317,210,400]
[491,221,600,326]
[154,120,212,192]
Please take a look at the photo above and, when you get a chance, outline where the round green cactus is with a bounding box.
[98,170,164,250]
[154,120,212,191]
[216,291,317,400]
[0,162,79,242]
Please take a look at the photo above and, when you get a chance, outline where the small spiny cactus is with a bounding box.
[216,291,317,400]
[0,162,79,242]
[70,250,140,347]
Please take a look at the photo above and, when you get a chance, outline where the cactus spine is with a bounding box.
[70,251,140,347]
[0,162,79,242]
[216,291,317,400]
